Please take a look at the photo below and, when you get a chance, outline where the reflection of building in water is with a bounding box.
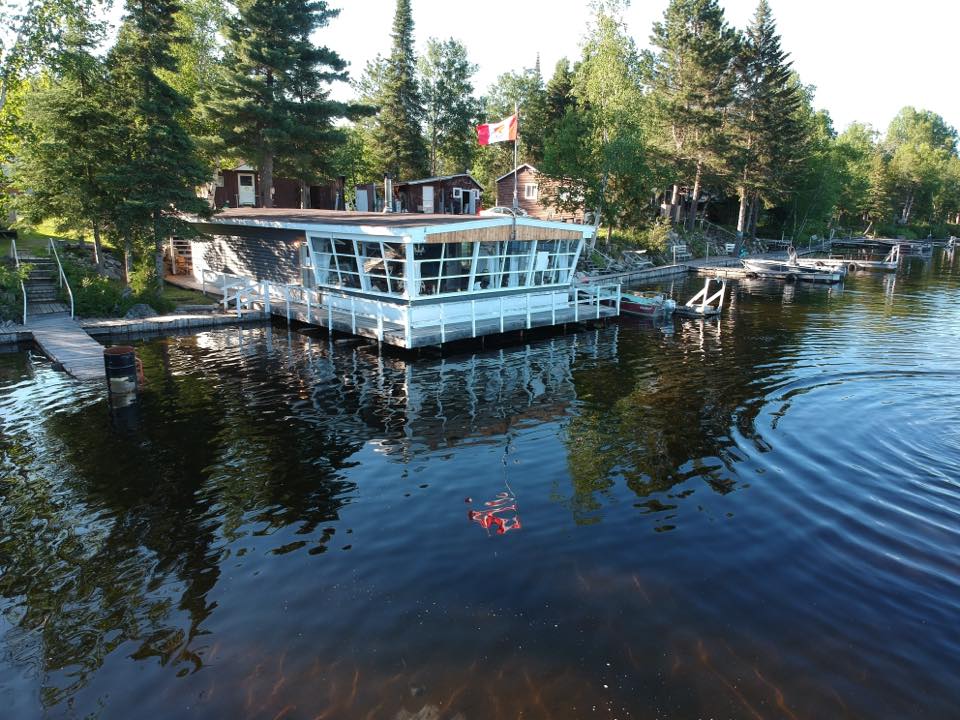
[290,328,621,454]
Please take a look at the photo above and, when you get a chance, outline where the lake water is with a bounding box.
[2,250,959,719]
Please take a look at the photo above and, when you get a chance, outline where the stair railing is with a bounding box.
[48,239,74,318]
[10,238,27,325]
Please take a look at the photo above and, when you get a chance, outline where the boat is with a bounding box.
[619,292,677,317]
[741,258,816,276]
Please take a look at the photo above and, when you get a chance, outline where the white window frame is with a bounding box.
[524,183,539,201]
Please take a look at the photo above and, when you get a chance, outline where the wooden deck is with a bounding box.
[27,313,106,381]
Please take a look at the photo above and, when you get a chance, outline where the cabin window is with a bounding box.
[239,175,254,187]
[524,183,538,200]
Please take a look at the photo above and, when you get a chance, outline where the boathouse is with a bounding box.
[185,208,619,348]
[495,164,585,222]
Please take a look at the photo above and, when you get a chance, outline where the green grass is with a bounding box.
[162,283,217,306]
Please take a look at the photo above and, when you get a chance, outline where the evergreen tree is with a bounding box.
[205,0,349,207]
[375,0,428,180]
[108,0,210,286]
[419,38,480,176]
[544,58,575,135]
[649,0,738,229]
[730,0,803,239]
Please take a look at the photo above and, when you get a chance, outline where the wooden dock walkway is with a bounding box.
[28,314,106,381]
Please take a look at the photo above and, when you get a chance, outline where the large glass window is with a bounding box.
[308,236,407,297]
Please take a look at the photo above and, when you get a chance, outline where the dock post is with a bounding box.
[440,304,445,344]
[471,300,476,338]
[377,313,383,343]
[350,296,356,334]
[499,297,504,333]
[306,290,311,324]
[526,294,531,329]
[551,293,556,325]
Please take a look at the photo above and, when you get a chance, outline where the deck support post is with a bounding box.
[350,296,356,334]
[471,300,476,338]
[440,304,445,344]
[499,297,504,333]
[327,298,333,332]
[377,313,383,343]
[526,294,531,329]
[306,289,311,324]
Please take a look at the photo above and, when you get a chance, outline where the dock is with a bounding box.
[694,265,843,284]
[28,314,107,381]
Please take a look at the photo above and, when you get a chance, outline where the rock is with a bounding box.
[124,303,157,319]
[120,286,133,299]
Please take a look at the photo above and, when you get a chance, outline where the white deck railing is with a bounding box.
[48,239,74,318]
[199,268,621,346]
[10,238,27,325]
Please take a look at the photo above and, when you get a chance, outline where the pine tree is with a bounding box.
[730,0,804,238]
[649,0,738,229]
[204,0,349,207]
[108,0,211,286]
[864,152,894,235]
[544,58,574,136]
[419,38,480,176]
[375,0,428,180]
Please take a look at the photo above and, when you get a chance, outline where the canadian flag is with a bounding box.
[477,113,518,145]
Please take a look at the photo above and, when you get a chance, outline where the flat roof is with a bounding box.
[196,207,595,242]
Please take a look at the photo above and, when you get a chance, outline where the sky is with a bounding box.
[323,0,960,136]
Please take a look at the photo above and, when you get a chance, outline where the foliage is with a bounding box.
[108,0,211,286]
[203,0,351,205]
[12,13,116,269]
[373,0,428,180]
[543,2,650,238]
[0,259,29,322]
[418,38,480,176]
[473,64,547,202]
[648,0,739,228]
[728,0,804,237]
[62,255,174,317]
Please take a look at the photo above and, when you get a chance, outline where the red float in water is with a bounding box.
[467,490,521,535]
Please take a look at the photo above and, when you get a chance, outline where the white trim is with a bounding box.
[495,163,540,184]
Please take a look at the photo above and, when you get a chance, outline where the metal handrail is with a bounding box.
[10,238,27,325]
[47,239,74,318]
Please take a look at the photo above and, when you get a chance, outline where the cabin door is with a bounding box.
[421,186,434,213]
[237,173,256,206]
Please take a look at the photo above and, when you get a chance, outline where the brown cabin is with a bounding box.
[207,166,344,210]
[495,164,585,222]
[395,174,484,214]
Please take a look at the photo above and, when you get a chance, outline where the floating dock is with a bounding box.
[695,265,843,284]
[28,314,107,381]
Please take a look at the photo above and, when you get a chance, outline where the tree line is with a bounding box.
[2,0,959,292]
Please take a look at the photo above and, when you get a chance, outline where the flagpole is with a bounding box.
[512,102,519,213]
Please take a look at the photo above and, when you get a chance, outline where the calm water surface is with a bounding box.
[2,251,960,719]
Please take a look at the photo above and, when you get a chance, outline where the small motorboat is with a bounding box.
[619,292,677,317]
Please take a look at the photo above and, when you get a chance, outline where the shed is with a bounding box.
[395,174,483,215]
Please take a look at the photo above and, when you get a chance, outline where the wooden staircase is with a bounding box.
[20,256,70,317]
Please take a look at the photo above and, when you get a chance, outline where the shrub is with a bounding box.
[62,257,174,317]
[0,261,30,323]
